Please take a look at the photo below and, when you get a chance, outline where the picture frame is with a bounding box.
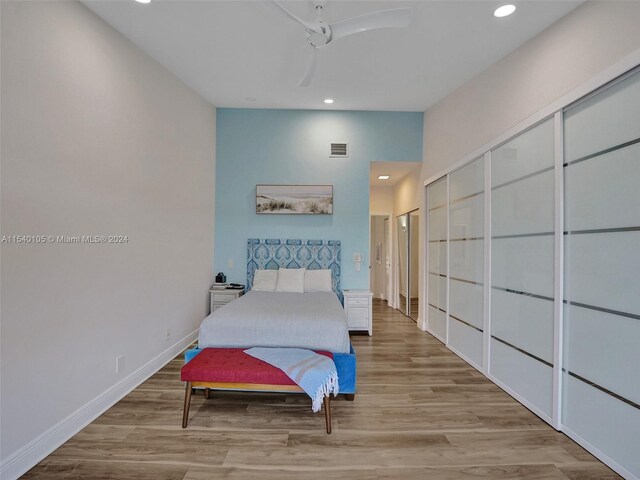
[256,185,333,215]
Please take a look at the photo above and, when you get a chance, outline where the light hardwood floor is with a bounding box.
[24,300,619,479]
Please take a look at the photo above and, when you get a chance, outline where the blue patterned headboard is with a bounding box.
[247,239,341,298]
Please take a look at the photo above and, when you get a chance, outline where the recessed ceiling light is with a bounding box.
[324,98,334,104]
[378,175,390,180]
[135,0,151,3]
[494,4,516,18]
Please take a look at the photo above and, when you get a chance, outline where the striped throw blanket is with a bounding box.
[244,347,339,412]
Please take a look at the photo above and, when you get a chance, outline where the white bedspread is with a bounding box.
[198,291,350,353]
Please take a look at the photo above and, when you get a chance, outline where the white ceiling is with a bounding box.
[84,0,582,112]
[370,161,421,187]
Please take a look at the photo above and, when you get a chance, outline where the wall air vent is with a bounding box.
[330,143,349,158]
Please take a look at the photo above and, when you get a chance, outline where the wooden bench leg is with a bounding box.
[182,382,192,428]
[324,396,332,434]
[204,387,210,399]
[345,394,355,401]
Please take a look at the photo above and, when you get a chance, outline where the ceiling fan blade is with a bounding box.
[299,47,319,87]
[330,8,412,42]
[273,0,318,32]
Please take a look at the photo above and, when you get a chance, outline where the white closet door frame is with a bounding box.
[424,176,447,343]
[445,175,450,345]
[552,111,565,430]
[420,201,428,332]
[484,116,555,426]
[423,185,429,332]
[482,151,492,375]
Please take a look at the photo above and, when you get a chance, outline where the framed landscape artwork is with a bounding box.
[256,185,333,215]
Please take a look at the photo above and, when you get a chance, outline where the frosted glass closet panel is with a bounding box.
[563,69,640,477]
[490,118,555,418]
[448,157,484,367]
[427,177,447,341]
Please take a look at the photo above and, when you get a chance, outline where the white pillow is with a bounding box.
[275,268,305,293]
[252,269,278,291]
[304,269,333,292]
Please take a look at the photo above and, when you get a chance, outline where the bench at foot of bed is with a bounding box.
[180,348,334,433]
[185,343,357,399]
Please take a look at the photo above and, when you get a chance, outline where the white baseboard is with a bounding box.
[0,329,198,480]
[561,426,639,480]
[447,344,482,373]
[424,326,446,345]
[487,373,553,426]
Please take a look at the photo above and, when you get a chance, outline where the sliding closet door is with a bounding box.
[426,177,447,341]
[563,69,640,475]
[489,118,555,419]
[447,158,484,367]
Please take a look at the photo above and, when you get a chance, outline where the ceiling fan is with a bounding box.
[273,1,413,87]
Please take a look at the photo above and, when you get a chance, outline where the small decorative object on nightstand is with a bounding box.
[342,290,373,336]
[209,287,243,313]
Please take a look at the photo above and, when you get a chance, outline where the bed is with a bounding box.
[189,239,357,395]
[199,291,350,353]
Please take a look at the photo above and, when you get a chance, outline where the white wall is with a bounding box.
[369,186,394,214]
[0,1,216,474]
[422,1,640,180]
[393,171,421,216]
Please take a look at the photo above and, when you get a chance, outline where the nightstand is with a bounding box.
[343,290,373,335]
[210,288,243,313]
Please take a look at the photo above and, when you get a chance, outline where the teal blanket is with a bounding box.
[244,347,339,412]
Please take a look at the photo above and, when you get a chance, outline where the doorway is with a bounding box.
[370,214,391,302]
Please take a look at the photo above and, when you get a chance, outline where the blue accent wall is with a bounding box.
[214,108,423,289]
